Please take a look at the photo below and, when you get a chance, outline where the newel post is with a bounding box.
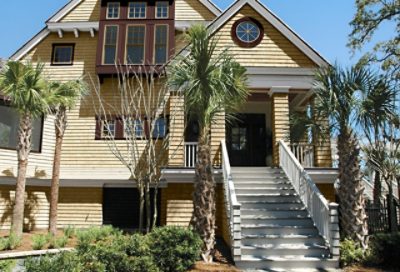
[329,203,340,257]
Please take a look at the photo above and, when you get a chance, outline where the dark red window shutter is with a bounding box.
[115,118,124,139]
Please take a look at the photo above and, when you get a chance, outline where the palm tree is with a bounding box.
[0,61,49,237]
[167,25,248,262]
[47,80,88,236]
[291,64,392,250]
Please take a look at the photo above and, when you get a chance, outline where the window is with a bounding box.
[231,127,247,151]
[107,2,120,19]
[52,44,74,65]
[103,25,119,64]
[154,25,168,64]
[102,120,116,137]
[0,101,43,152]
[126,25,145,64]
[155,2,169,18]
[232,18,264,48]
[128,2,146,18]
[236,21,260,43]
[124,119,144,138]
[152,118,166,138]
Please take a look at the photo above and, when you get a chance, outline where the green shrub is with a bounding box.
[148,226,202,272]
[128,256,160,272]
[340,238,365,267]
[49,235,68,249]
[0,260,16,272]
[32,234,49,250]
[368,232,400,268]
[0,237,7,251]
[64,225,76,238]
[77,225,120,249]
[25,252,82,272]
[4,232,22,250]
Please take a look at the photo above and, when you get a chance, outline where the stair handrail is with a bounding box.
[221,140,241,260]
[279,140,340,258]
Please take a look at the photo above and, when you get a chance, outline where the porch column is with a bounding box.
[168,93,185,167]
[312,99,333,167]
[211,112,225,167]
[271,87,290,166]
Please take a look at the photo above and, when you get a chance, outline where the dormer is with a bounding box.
[96,0,175,77]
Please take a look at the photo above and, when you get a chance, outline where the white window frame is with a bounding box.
[107,2,120,19]
[102,25,119,65]
[102,120,116,138]
[155,1,169,19]
[128,2,147,19]
[125,24,146,65]
[153,24,169,64]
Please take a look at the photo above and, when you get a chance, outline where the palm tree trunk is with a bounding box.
[373,170,382,205]
[11,114,32,237]
[191,125,216,263]
[49,108,67,236]
[337,128,369,249]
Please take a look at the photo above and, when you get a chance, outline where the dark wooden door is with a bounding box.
[103,188,160,229]
[227,114,267,166]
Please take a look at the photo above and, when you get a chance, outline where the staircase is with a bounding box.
[232,167,338,271]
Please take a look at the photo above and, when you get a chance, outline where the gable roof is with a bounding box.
[207,0,329,67]
[11,0,221,60]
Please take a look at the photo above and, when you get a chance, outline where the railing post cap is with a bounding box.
[329,202,339,209]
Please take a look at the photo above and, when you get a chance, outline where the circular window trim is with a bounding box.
[231,17,264,48]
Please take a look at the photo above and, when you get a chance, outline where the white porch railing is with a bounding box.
[279,140,340,258]
[221,140,242,261]
[290,143,315,168]
[184,142,198,168]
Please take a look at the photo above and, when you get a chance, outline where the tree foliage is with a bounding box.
[349,0,400,80]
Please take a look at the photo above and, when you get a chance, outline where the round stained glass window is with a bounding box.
[235,21,260,43]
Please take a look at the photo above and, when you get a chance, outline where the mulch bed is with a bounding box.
[0,230,76,253]
[344,265,399,272]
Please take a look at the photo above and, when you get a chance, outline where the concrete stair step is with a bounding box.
[234,183,293,189]
[237,195,300,202]
[241,234,326,246]
[237,256,339,270]
[236,188,296,195]
[241,225,319,236]
[241,209,309,217]
[240,201,304,209]
[241,244,330,258]
[241,217,314,226]
[232,176,289,181]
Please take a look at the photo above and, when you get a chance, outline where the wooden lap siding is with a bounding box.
[168,94,185,166]
[60,0,101,22]
[0,186,102,230]
[214,5,317,68]
[175,0,216,21]
[160,183,229,242]
[272,93,290,166]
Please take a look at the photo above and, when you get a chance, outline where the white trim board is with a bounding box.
[47,0,83,23]
[11,28,51,61]
[199,0,221,16]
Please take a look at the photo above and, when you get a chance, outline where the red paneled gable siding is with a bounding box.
[96,0,175,76]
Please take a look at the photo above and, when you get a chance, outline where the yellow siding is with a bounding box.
[316,184,336,203]
[0,116,55,179]
[61,0,100,22]
[272,93,290,165]
[175,0,216,21]
[160,183,227,237]
[211,113,225,167]
[214,5,317,67]
[168,95,185,167]
[0,186,102,230]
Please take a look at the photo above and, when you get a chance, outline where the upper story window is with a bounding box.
[129,2,146,19]
[107,2,120,19]
[126,25,146,64]
[232,17,264,48]
[0,100,43,152]
[103,25,119,64]
[155,2,169,19]
[52,44,74,65]
[154,25,168,64]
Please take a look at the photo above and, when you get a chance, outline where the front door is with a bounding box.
[227,114,267,166]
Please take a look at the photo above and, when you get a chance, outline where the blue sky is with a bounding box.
[0,0,390,65]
